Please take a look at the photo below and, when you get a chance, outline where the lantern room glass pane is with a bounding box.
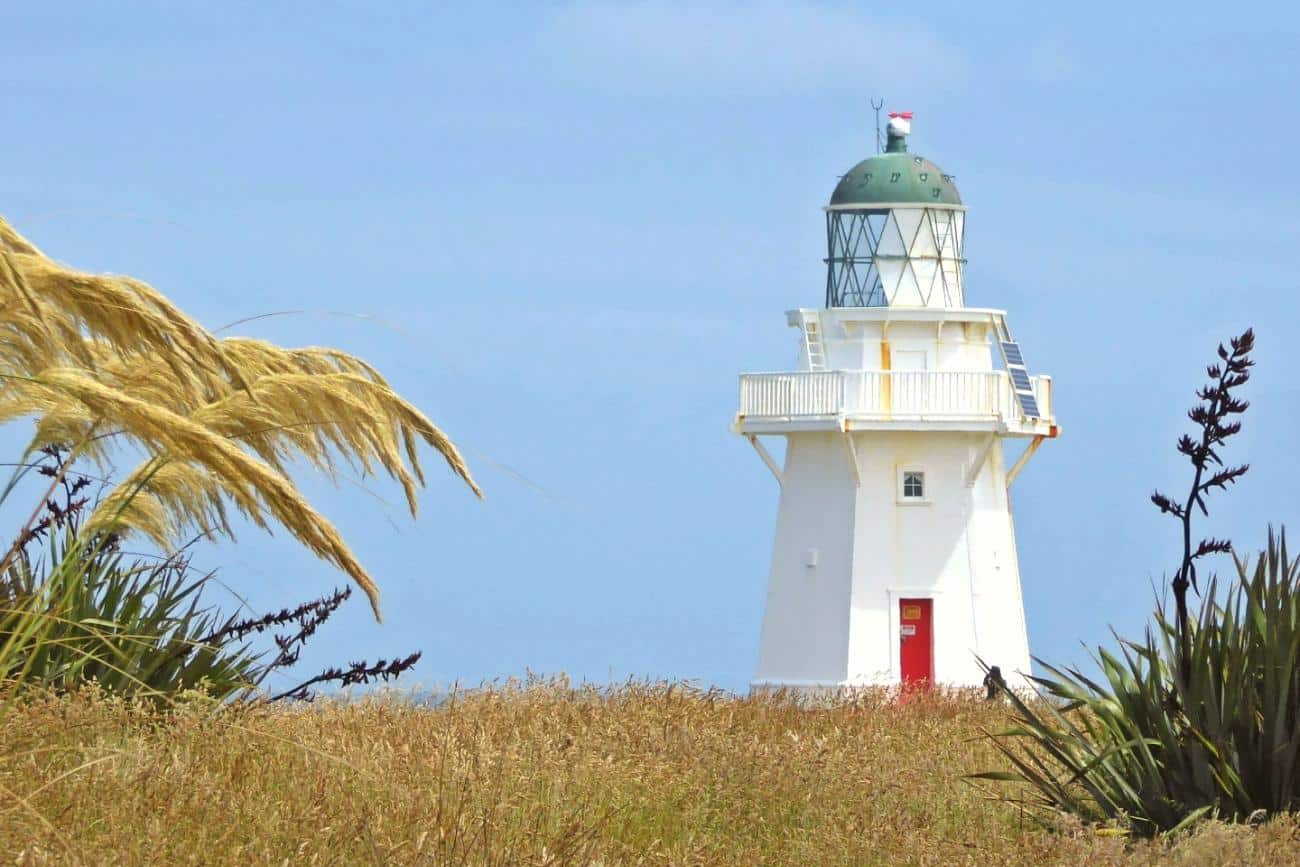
[876,213,907,257]
[941,259,963,305]
[912,258,939,302]
[867,212,889,248]
[894,263,922,306]
[893,209,924,255]
[930,211,954,257]
[911,215,938,257]
[877,259,905,301]
[830,217,851,260]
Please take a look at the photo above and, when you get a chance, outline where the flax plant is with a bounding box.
[974,532,1300,834]
[0,447,422,703]
[975,328,1300,834]
[0,217,481,620]
[0,524,262,701]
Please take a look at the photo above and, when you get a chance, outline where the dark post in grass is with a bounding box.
[1151,328,1254,686]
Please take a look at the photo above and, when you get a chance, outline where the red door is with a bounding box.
[899,598,934,686]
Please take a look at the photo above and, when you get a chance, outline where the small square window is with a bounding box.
[902,471,925,500]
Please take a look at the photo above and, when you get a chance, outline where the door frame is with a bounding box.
[886,588,941,684]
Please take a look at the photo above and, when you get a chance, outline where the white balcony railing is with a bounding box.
[738,370,1052,427]
[739,370,845,417]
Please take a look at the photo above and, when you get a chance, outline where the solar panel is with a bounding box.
[999,338,1041,419]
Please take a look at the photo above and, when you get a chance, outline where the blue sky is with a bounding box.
[2,2,1298,694]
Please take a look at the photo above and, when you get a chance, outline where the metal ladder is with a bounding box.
[802,318,827,371]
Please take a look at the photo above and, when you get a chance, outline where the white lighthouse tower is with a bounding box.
[735,113,1059,691]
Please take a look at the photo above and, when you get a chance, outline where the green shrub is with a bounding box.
[0,447,417,705]
[0,448,260,701]
[975,530,1300,834]
[0,525,262,701]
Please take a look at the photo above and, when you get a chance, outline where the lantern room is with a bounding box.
[824,113,965,308]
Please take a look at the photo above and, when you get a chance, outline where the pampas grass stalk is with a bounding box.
[0,216,480,620]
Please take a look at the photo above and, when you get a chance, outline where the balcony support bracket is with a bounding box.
[746,434,784,487]
[1006,435,1045,489]
[843,432,862,488]
[966,433,996,488]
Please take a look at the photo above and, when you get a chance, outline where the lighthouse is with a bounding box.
[735,113,1059,691]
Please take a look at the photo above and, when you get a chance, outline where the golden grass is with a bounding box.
[0,216,481,620]
[1,682,1297,865]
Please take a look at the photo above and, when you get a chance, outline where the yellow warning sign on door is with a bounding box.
[902,604,922,621]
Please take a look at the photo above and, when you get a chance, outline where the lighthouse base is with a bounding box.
[753,430,1032,690]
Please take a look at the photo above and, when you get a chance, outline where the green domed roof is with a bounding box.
[829,151,962,208]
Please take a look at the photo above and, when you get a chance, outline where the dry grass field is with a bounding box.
[1,680,1297,866]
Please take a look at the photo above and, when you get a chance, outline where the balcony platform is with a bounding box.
[734,370,1057,438]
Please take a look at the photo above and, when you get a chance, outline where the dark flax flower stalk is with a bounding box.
[1151,328,1254,684]
[270,651,423,702]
